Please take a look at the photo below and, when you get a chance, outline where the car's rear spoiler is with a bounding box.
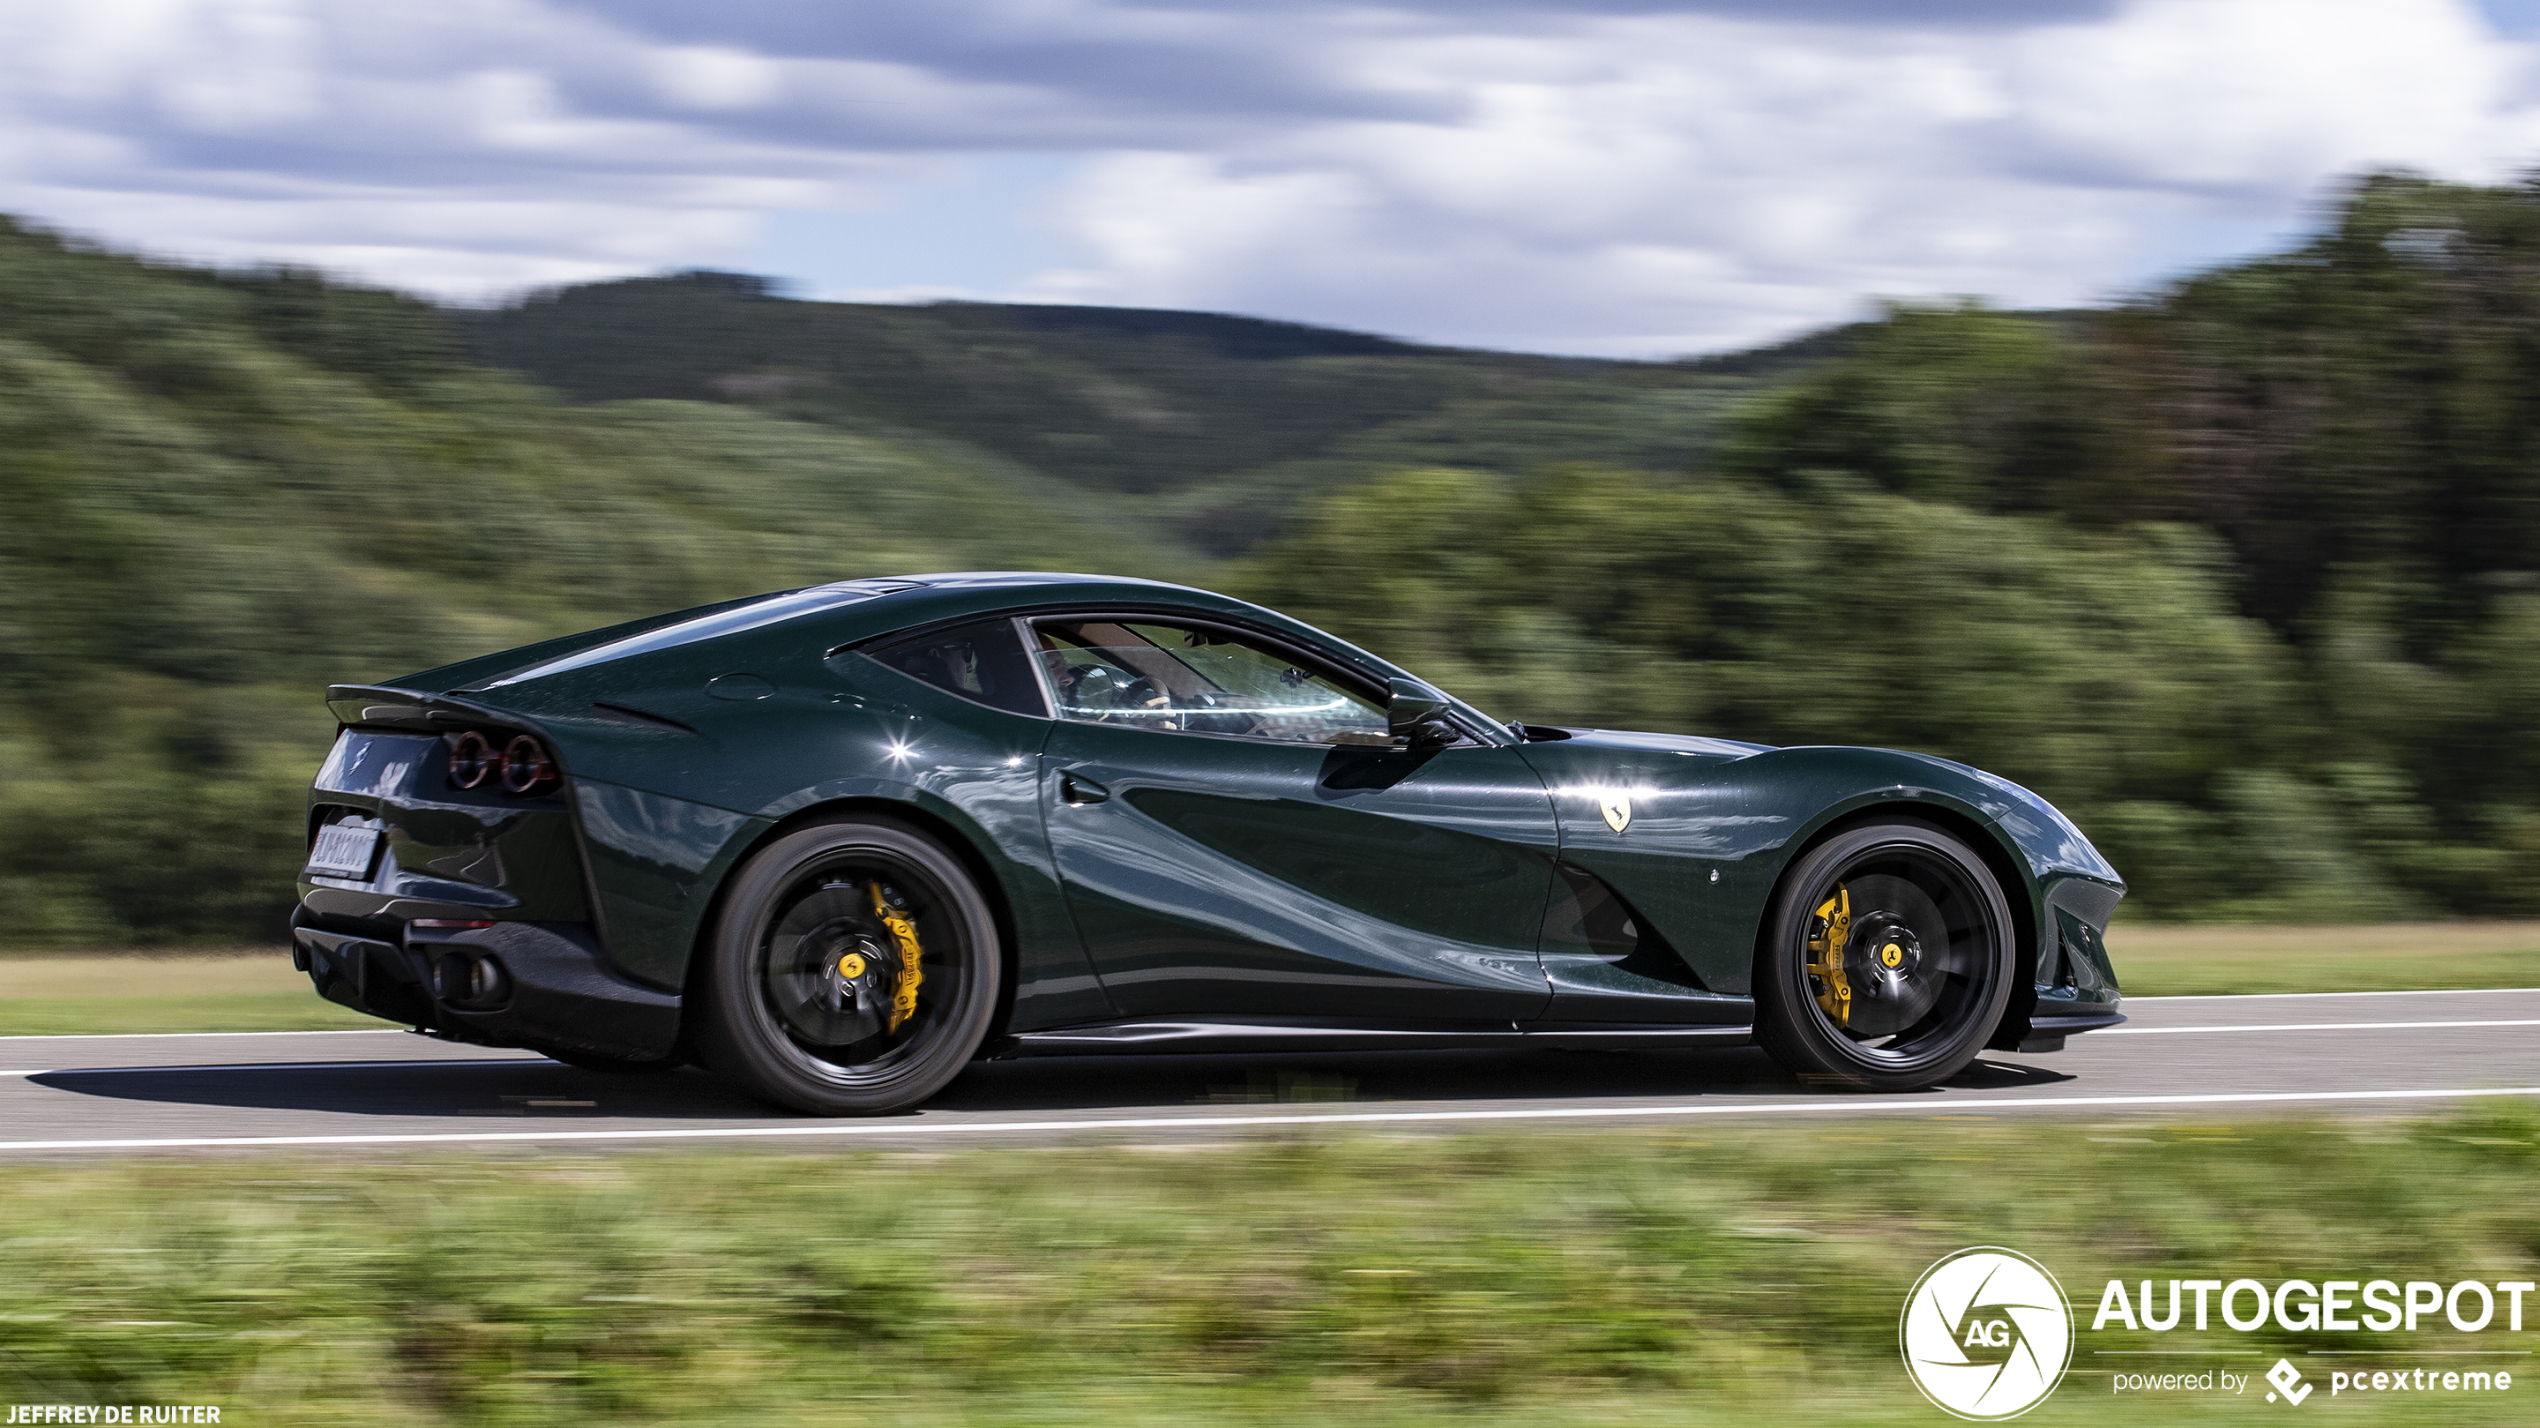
[324,684,549,736]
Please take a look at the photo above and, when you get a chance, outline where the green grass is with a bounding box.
[2108,920,2540,996]
[3,920,2534,1038]
[2,1115,2536,1424]
[0,952,376,1035]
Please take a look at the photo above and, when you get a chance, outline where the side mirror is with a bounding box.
[1386,677,1457,748]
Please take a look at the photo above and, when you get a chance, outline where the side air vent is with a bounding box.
[1542,861,1704,989]
[590,701,699,734]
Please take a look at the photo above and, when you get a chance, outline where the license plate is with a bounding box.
[305,821,382,880]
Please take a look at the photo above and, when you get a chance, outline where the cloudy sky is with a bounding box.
[5,0,2540,355]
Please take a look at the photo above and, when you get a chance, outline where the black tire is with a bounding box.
[693,818,1003,1115]
[1753,820,2016,1092]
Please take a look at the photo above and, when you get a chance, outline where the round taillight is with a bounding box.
[501,733,557,794]
[448,731,497,789]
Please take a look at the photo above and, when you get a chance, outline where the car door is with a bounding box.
[1034,614,1559,1023]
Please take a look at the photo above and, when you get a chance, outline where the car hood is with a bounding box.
[1520,726,1774,759]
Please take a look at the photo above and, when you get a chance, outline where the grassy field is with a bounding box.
[2,921,2532,1038]
[2105,920,2540,997]
[0,952,376,1036]
[5,936,2535,1423]
[0,1113,2534,1424]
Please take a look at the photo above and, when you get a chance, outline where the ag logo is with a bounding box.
[1901,1247,2073,1420]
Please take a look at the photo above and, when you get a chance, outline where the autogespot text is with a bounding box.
[2093,1277,2535,1333]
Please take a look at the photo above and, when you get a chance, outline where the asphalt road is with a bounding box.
[4,987,2538,1155]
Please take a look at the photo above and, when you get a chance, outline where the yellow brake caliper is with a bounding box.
[1807,885,1854,1026]
[870,883,924,1033]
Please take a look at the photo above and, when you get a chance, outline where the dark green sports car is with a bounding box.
[294,572,2124,1113]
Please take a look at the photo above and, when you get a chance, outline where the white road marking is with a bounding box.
[2103,1019,2540,1035]
[0,1029,392,1042]
[3,1058,542,1079]
[2128,988,2540,1002]
[3,1084,2538,1154]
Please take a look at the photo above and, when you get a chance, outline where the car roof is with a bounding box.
[376,569,1525,745]
[398,571,1340,695]
[815,572,1339,653]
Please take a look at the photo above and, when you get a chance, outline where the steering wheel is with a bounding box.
[1114,674,1165,719]
[1062,662,1120,715]
[1181,689,1265,736]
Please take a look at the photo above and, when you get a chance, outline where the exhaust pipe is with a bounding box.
[432,950,511,1009]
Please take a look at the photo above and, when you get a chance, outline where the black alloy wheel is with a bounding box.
[1753,821,2016,1092]
[696,818,1002,1114]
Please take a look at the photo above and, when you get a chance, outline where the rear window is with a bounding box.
[481,580,919,688]
[861,619,1047,717]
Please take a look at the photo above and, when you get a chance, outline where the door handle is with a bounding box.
[1059,771,1111,806]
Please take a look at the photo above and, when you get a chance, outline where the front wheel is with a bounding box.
[694,818,1003,1115]
[1753,821,2016,1092]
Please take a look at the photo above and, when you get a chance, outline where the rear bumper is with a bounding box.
[296,720,687,1061]
[291,909,680,1061]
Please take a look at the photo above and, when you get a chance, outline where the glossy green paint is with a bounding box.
[298,731,587,924]
[570,780,765,990]
[313,572,2124,1048]
[1516,734,2125,1019]
[1042,721,1559,1022]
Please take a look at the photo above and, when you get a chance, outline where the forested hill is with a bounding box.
[4,171,2540,946]
[0,219,1166,943]
[457,274,1773,554]
[1252,174,2540,925]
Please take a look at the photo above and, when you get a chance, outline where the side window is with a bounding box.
[1033,619,1392,745]
[861,619,1047,717]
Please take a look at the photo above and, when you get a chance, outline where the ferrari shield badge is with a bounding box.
[1600,788,1632,833]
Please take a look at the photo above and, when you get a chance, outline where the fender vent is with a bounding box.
[1543,861,1704,989]
[590,702,699,734]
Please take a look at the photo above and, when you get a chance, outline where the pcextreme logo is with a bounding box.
[1901,1248,2076,1420]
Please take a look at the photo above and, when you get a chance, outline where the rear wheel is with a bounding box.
[1753,821,2015,1092]
[695,818,1002,1115]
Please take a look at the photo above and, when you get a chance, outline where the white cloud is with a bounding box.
[2006,0,2520,193]
[0,0,2531,348]
[650,46,784,112]
[1019,0,2540,352]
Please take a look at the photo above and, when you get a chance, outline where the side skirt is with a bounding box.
[1004,1019,1756,1058]
[2015,1010,2128,1054]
